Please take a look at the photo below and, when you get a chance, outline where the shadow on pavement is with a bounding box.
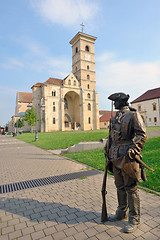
[0,197,121,228]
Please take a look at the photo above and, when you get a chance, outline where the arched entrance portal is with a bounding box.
[64,91,80,130]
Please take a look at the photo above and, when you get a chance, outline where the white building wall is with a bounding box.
[131,98,160,126]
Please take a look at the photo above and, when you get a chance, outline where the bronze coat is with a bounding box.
[105,108,146,181]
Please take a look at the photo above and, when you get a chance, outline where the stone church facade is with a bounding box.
[31,31,99,132]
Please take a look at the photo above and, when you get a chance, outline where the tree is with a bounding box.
[17,118,24,128]
[24,106,39,132]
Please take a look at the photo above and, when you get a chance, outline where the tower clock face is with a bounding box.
[85,53,90,61]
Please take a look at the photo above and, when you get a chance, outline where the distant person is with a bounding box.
[104,92,146,233]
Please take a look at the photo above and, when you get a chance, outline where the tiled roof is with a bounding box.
[99,111,116,122]
[31,82,43,88]
[131,87,160,103]
[44,78,63,86]
[18,92,32,103]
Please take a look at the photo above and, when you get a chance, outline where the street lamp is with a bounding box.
[35,105,38,141]
[27,103,38,141]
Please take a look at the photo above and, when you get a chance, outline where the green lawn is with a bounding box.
[15,129,160,192]
[15,129,108,149]
[63,137,160,192]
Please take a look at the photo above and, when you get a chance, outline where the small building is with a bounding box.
[15,92,32,115]
[8,92,32,133]
[99,110,116,129]
[131,87,160,126]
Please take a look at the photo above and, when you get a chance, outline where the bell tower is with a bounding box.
[69,29,99,130]
[69,30,97,90]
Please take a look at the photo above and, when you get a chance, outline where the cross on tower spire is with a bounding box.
[80,22,85,33]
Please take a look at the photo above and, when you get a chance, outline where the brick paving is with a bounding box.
[0,135,159,240]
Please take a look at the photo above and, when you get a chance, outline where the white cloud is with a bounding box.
[2,59,24,70]
[96,52,160,109]
[30,0,99,26]
[96,52,115,62]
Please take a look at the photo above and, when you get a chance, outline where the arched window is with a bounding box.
[53,102,55,105]
[85,45,89,52]
[87,93,90,98]
[88,103,91,111]
[76,47,78,53]
[153,103,157,111]
[53,118,56,124]
[74,80,76,86]
[88,117,91,124]
[87,84,90,89]
[75,66,77,72]
[87,65,89,70]
[53,106,56,112]
[154,117,157,122]
[87,75,90,80]
[52,91,56,97]
[138,105,141,111]
[68,79,71,85]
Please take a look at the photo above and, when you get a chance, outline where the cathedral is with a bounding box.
[31,31,100,132]
[10,30,100,133]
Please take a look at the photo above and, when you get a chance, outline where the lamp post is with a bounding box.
[35,105,38,141]
[41,103,45,132]
[27,103,38,141]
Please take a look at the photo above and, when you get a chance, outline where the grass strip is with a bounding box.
[15,129,108,149]
[63,137,160,192]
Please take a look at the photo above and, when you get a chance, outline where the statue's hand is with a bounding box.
[128,148,135,160]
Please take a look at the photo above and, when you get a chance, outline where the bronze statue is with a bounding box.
[103,92,147,233]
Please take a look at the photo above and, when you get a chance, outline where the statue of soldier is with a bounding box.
[104,92,146,233]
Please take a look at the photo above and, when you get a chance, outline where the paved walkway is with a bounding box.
[0,135,159,240]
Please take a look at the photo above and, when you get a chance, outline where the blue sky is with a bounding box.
[0,0,160,126]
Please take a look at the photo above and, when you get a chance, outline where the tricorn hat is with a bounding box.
[108,92,130,102]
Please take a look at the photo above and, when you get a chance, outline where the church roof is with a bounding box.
[131,87,160,103]
[31,82,43,88]
[17,92,32,103]
[44,78,63,86]
[70,32,97,45]
[99,110,116,122]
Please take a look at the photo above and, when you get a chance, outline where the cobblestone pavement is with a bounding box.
[0,135,159,240]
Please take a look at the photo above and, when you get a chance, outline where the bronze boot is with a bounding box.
[109,188,128,221]
[122,190,140,233]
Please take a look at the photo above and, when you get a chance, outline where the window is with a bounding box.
[88,103,91,111]
[154,117,157,123]
[149,118,151,122]
[76,47,78,53]
[87,74,90,80]
[153,103,157,111]
[87,65,89,70]
[87,84,90,89]
[87,93,91,98]
[88,117,91,124]
[138,105,141,111]
[74,80,76,86]
[53,118,56,124]
[75,66,77,72]
[53,106,56,112]
[53,102,55,105]
[85,45,89,52]
[68,79,71,85]
[52,91,56,97]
